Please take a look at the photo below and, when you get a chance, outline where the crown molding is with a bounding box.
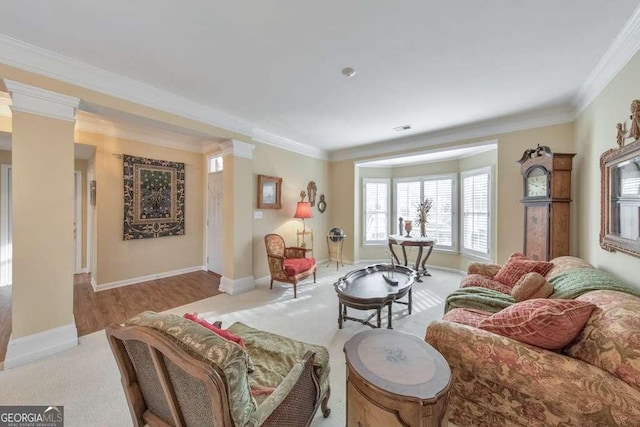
[573,4,640,114]
[202,141,222,154]
[4,79,79,121]
[252,128,328,160]
[75,112,206,153]
[0,34,333,160]
[330,105,575,162]
[0,34,254,134]
[221,139,255,159]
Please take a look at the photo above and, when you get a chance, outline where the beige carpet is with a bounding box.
[0,264,462,426]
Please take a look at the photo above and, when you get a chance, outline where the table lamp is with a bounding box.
[294,201,313,247]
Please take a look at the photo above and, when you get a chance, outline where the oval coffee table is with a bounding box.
[334,264,416,329]
[344,329,452,426]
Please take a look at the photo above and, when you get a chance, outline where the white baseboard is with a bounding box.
[355,258,389,265]
[95,265,205,291]
[355,259,465,275]
[219,275,255,295]
[90,275,97,292]
[255,275,271,286]
[4,322,78,369]
[429,265,466,275]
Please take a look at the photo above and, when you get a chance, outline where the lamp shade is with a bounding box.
[294,202,313,219]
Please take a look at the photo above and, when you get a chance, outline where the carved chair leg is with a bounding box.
[313,271,316,283]
[293,283,297,299]
[321,386,331,418]
[270,279,273,289]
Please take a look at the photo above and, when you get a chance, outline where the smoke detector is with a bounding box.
[341,67,356,78]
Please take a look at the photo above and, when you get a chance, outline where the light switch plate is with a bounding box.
[254,210,262,219]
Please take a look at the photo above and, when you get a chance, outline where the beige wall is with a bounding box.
[221,154,254,280]
[251,143,330,280]
[76,131,204,285]
[12,111,75,337]
[574,50,640,290]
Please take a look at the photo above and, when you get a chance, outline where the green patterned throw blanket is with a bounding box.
[444,287,515,314]
[445,267,639,314]
[549,267,640,299]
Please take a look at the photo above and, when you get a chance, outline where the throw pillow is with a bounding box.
[443,307,492,328]
[493,254,553,287]
[478,299,596,350]
[184,313,255,372]
[184,312,246,347]
[511,272,554,302]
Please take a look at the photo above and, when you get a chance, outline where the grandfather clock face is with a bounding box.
[525,167,549,198]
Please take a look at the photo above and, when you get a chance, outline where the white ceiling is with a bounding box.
[0,1,638,154]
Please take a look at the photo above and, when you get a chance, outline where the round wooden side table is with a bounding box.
[344,329,452,426]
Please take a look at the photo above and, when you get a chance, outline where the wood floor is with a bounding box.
[0,271,222,363]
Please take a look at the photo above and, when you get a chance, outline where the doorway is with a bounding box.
[0,166,84,282]
[206,172,223,274]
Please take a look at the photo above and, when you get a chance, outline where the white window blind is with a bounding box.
[423,177,454,249]
[395,181,421,234]
[363,179,389,243]
[462,167,491,259]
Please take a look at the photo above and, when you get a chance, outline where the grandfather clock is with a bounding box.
[518,145,575,261]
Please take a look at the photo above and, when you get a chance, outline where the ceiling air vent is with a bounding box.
[393,125,411,132]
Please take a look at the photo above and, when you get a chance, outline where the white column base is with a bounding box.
[219,275,255,295]
[4,322,78,369]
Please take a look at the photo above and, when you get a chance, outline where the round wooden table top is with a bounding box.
[344,329,451,402]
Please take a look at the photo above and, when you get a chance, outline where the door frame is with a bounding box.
[74,170,82,273]
[205,153,224,274]
[0,164,11,286]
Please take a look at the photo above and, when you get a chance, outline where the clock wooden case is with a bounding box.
[518,146,575,261]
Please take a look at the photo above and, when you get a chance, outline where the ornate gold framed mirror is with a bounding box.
[600,139,640,257]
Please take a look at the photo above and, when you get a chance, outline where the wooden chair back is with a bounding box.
[106,324,234,427]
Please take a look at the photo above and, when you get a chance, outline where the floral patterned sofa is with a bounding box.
[426,256,640,426]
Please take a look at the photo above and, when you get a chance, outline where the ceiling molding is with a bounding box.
[355,140,498,168]
[75,112,206,153]
[221,139,255,159]
[202,141,222,154]
[252,128,328,160]
[573,4,640,114]
[330,106,575,162]
[4,79,79,121]
[0,34,254,134]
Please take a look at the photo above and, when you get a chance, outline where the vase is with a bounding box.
[420,222,426,238]
[404,220,412,237]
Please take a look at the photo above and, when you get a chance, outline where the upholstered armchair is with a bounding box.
[264,233,317,298]
[106,311,331,427]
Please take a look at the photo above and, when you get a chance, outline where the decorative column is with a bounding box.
[219,139,255,294]
[3,80,80,368]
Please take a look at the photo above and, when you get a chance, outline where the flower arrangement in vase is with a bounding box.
[415,198,433,238]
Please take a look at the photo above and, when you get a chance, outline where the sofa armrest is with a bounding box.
[285,247,307,259]
[425,320,640,424]
[466,262,501,278]
[248,351,320,426]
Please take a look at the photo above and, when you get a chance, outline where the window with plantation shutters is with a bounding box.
[363,179,390,244]
[423,176,455,250]
[394,174,457,251]
[461,167,491,259]
[395,180,421,234]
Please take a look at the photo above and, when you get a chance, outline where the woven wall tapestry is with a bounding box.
[123,154,185,240]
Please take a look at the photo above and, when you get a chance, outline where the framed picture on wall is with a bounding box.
[257,174,282,209]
